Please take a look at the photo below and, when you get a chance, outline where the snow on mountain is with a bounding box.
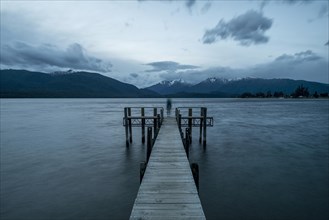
[50,69,75,75]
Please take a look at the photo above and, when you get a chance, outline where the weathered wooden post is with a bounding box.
[146,127,152,163]
[199,108,203,144]
[141,107,145,144]
[191,163,199,193]
[185,128,190,159]
[188,108,192,143]
[128,107,132,143]
[124,107,129,147]
[140,161,146,184]
[203,108,207,147]
[160,108,164,123]
[157,114,161,130]
[178,113,182,130]
[153,108,157,137]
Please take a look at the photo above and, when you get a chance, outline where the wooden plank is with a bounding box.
[130,117,205,219]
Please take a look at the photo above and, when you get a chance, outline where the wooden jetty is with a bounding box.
[123,107,213,219]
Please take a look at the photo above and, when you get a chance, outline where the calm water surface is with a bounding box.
[1,99,328,220]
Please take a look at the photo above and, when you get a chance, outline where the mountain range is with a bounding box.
[1,69,328,98]
[0,69,157,98]
[145,77,329,96]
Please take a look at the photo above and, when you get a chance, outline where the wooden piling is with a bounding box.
[153,108,157,137]
[128,107,132,143]
[191,163,199,193]
[157,114,161,130]
[146,127,152,163]
[160,109,164,123]
[140,161,146,184]
[199,108,203,144]
[185,128,190,159]
[202,108,207,147]
[188,108,192,143]
[141,108,145,144]
[178,113,182,130]
[124,107,129,147]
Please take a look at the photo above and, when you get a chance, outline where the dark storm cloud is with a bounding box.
[145,61,199,72]
[0,42,112,72]
[202,10,273,46]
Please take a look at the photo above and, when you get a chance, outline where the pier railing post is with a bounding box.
[185,128,190,159]
[202,108,207,147]
[191,163,199,193]
[146,127,152,163]
[199,108,203,144]
[124,107,129,147]
[188,108,192,143]
[128,107,132,143]
[141,108,145,144]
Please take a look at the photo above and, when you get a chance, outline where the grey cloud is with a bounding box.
[186,0,196,9]
[283,0,314,4]
[202,10,273,46]
[251,50,328,82]
[0,42,112,72]
[274,50,321,63]
[259,0,315,11]
[201,2,212,14]
[138,0,200,10]
[318,4,328,18]
[145,61,199,72]
[130,73,139,78]
[151,50,328,84]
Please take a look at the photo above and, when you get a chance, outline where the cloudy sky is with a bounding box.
[1,0,328,87]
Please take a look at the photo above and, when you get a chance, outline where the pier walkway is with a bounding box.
[130,117,206,219]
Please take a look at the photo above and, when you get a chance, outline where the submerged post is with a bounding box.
[202,108,207,147]
[199,108,203,144]
[140,161,146,184]
[124,107,129,147]
[191,163,199,193]
[141,108,145,144]
[153,108,157,137]
[146,127,153,163]
[185,128,190,159]
[128,107,132,143]
[188,108,192,143]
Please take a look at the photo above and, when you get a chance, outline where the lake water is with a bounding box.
[0,98,328,220]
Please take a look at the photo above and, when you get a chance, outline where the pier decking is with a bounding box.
[130,117,206,219]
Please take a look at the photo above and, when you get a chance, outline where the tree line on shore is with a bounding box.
[240,85,329,98]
